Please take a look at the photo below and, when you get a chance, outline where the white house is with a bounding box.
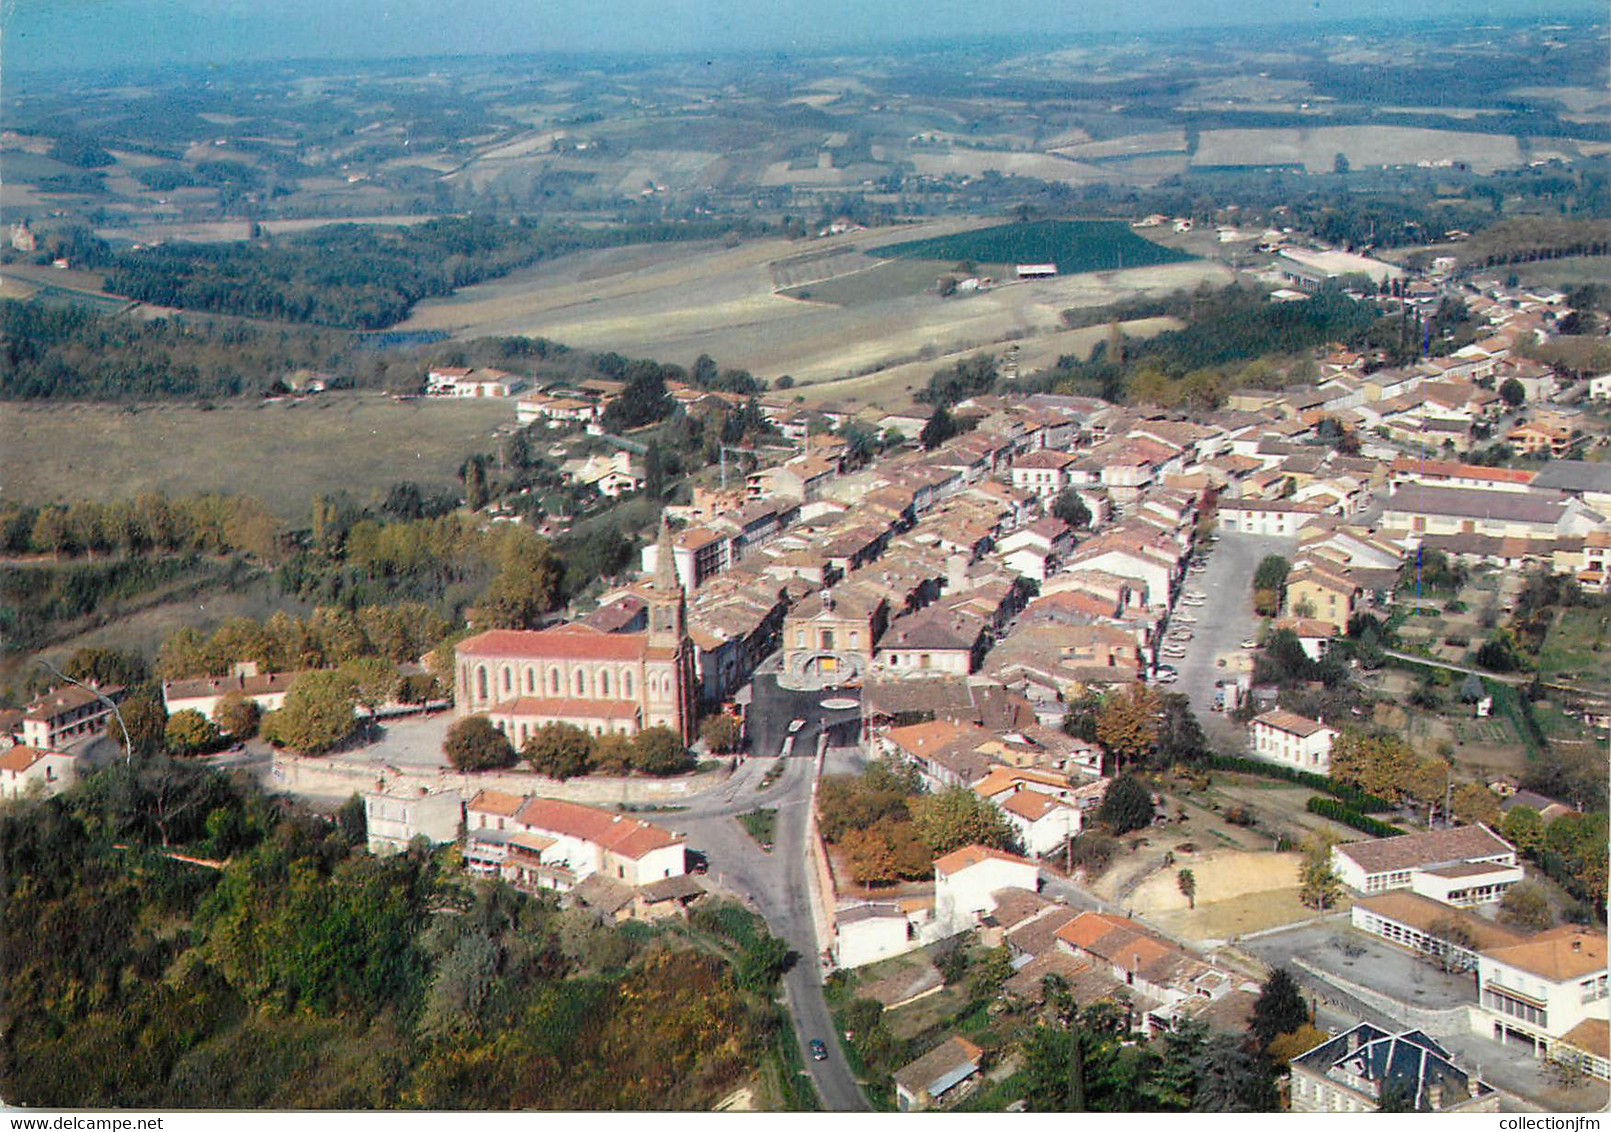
[932,844,1040,936]
[496,796,686,890]
[364,788,464,855]
[1216,498,1328,536]
[162,667,298,720]
[1474,927,1608,1078]
[996,789,1079,856]
[426,366,527,398]
[1010,450,1075,498]
[1586,373,1611,402]
[1250,709,1336,773]
[1331,825,1518,899]
[833,902,915,969]
[0,745,76,800]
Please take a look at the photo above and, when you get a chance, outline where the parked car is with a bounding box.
[1240,639,1259,649]
[1153,664,1177,675]
[810,1039,828,1061]
[1155,671,1179,683]
[788,719,806,735]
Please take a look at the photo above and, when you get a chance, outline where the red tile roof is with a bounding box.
[514,797,681,859]
[933,844,1036,877]
[494,697,641,720]
[0,745,62,773]
[459,625,649,661]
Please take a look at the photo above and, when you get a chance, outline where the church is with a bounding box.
[454,525,697,746]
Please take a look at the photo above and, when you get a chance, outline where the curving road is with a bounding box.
[673,752,870,1111]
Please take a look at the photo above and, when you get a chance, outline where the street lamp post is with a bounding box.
[35,659,133,766]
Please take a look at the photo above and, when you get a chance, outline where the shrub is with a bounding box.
[1306,796,1403,837]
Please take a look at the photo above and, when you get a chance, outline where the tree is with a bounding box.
[1097,775,1154,834]
[1452,781,1501,827]
[591,732,635,775]
[700,714,741,753]
[1499,881,1554,932]
[840,826,899,885]
[521,722,593,780]
[1095,685,1159,772]
[920,405,959,450]
[1251,555,1290,618]
[165,708,222,756]
[1266,1023,1329,1067]
[479,530,563,629]
[1332,152,1350,175]
[443,716,516,771]
[1251,968,1309,1048]
[119,693,170,759]
[1501,804,1545,853]
[64,647,149,689]
[1499,377,1526,407]
[1299,831,1342,911]
[212,691,260,739]
[1154,694,1207,768]
[336,792,367,846]
[261,670,358,755]
[1051,489,1092,530]
[910,788,1017,855]
[338,657,397,740]
[631,726,689,775]
[1328,729,1417,803]
[1177,868,1197,909]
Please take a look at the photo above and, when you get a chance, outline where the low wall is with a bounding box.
[1291,956,1475,1038]
[272,753,728,806]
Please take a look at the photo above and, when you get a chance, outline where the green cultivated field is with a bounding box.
[868,219,1195,274]
[3,393,511,520]
[1514,256,1611,290]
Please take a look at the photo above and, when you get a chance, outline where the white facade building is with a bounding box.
[1249,709,1336,773]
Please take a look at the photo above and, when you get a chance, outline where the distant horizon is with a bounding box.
[5,0,1605,78]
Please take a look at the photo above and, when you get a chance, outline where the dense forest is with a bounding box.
[1041,285,1380,407]
[0,766,791,1108]
[97,215,764,329]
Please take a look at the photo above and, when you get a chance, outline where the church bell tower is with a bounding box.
[648,517,686,647]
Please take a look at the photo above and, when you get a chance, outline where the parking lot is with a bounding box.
[1163,531,1296,737]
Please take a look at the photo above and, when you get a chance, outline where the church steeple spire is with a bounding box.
[648,515,685,647]
[653,515,679,595]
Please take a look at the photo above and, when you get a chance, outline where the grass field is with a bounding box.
[1537,605,1611,689]
[868,219,1194,275]
[2,393,510,520]
[781,259,958,306]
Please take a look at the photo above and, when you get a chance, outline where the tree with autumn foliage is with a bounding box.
[1328,728,1417,804]
[1095,684,1160,773]
[910,788,1019,856]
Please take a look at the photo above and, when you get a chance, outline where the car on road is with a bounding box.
[787,719,806,735]
[809,1039,828,1061]
[1240,639,1260,649]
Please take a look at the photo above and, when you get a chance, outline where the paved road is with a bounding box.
[674,752,870,1111]
[1167,532,1296,732]
[1381,649,1530,685]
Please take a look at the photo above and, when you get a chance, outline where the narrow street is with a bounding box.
[676,753,870,1111]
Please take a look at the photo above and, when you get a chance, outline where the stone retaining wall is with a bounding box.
[272,752,728,805]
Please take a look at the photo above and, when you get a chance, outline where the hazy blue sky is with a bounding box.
[5,0,1601,73]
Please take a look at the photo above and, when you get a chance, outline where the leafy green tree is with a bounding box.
[1190,1033,1278,1112]
[1501,804,1544,853]
[521,722,594,780]
[212,691,260,739]
[700,714,741,753]
[1499,881,1554,931]
[338,657,397,739]
[336,793,367,846]
[1097,775,1154,834]
[1251,968,1309,1048]
[118,693,170,759]
[1499,377,1526,407]
[261,670,358,755]
[165,708,222,756]
[443,716,516,771]
[910,788,1018,855]
[1051,489,1092,529]
[64,647,150,689]
[1252,555,1289,617]
[1299,832,1342,911]
[1153,693,1207,767]
[920,405,959,450]
[630,726,689,776]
